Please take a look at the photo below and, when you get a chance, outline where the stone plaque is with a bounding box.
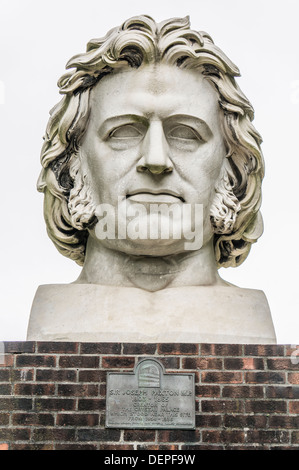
[106,358,195,429]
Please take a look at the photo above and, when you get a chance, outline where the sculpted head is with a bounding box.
[38,15,264,269]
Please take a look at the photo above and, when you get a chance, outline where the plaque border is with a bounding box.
[105,358,196,430]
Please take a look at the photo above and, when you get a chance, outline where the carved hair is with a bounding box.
[38,15,264,268]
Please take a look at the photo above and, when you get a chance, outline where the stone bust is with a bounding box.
[27,15,276,343]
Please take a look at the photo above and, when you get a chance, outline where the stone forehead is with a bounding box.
[93,63,208,95]
[88,64,219,120]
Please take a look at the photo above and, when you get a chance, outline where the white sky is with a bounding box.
[0,0,298,343]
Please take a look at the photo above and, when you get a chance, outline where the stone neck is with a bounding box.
[75,236,225,291]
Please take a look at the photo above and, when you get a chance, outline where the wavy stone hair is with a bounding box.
[38,15,264,268]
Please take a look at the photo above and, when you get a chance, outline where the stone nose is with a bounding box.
[137,121,173,175]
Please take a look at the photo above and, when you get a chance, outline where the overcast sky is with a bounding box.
[0,0,298,344]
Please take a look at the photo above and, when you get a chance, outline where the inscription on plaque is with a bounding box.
[106,358,195,429]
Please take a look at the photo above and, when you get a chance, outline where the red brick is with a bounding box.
[32,428,76,441]
[270,445,299,450]
[246,430,289,444]
[56,443,98,450]
[102,356,135,369]
[289,401,299,414]
[266,385,299,399]
[78,370,106,382]
[0,385,11,395]
[157,343,199,355]
[123,343,157,355]
[137,444,179,450]
[14,383,55,396]
[0,398,32,411]
[201,344,243,356]
[16,355,56,368]
[57,384,98,397]
[244,345,285,356]
[222,385,263,398]
[201,399,244,413]
[0,443,8,450]
[99,383,106,397]
[196,414,222,427]
[158,357,180,369]
[291,431,299,444]
[201,371,243,384]
[59,355,99,368]
[267,358,298,370]
[193,371,200,383]
[4,342,35,353]
[224,357,264,370]
[0,414,9,426]
[202,430,245,444]
[269,415,299,428]
[80,343,121,354]
[0,356,13,367]
[285,346,299,356]
[124,430,156,442]
[56,413,99,426]
[11,369,34,382]
[196,385,221,397]
[34,398,76,412]
[245,400,287,414]
[12,413,54,426]
[158,430,200,443]
[36,369,77,382]
[99,414,106,426]
[245,371,285,384]
[182,444,223,450]
[288,373,299,384]
[99,444,135,450]
[36,342,79,354]
[77,429,121,442]
[0,428,30,441]
[223,414,267,428]
[0,370,10,382]
[183,357,222,370]
[78,399,105,411]
[11,443,54,450]
[225,444,270,450]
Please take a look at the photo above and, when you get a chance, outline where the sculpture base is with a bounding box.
[0,341,297,450]
[27,284,276,344]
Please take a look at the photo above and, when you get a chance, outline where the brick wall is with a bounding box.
[0,342,298,450]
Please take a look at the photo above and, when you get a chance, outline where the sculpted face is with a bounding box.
[79,64,227,256]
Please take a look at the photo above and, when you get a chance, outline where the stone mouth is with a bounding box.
[126,190,185,203]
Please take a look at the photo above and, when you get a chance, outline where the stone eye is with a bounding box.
[167,125,200,140]
[110,125,142,139]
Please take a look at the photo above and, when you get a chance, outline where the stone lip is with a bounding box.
[27,284,276,344]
